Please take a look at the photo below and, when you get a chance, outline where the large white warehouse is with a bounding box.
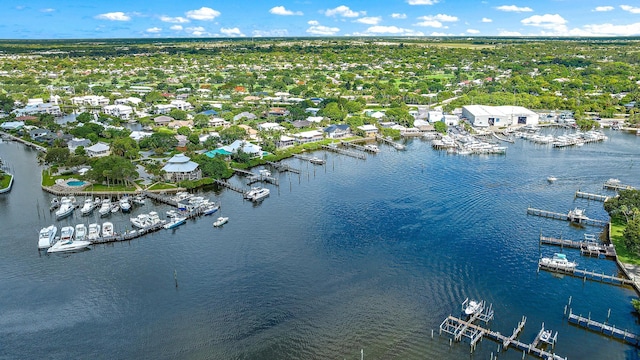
[462,105,539,127]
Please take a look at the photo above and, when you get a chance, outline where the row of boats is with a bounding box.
[38,222,116,253]
[432,135,508,155]
[51,195,146,220]
[516,130,608,147]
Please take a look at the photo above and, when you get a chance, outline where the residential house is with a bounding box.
[237,124,258,140]
[154,104,176,115]
[267,107,289,117]
[115,97,142,106]
[12,102,61,117]
[258,122,286,131]
[358,124,379,137]
[233,111,257,122]
[292,130,324,143]
[208,117,228,128]
[324,124,351,139]
[129,131,152,141]
[29,128,52,140]
[102,104,134,120]
[291,120,311,129]
[168,120,194,129]
[161,153,202,182]
[221,140,263,158]
[85,142,111,157]
[0,121,24,130]
[170,100,194,111]
[154,115,173,127]
[67,138,91,152]
[71,95,110,107]
[277,135,295,148]
[305,107,321,116]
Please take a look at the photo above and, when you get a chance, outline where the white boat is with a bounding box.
[309,157,325,165]
[119,197,131,213]
[98,199,111,217]
[80,198,95,215]
[130,213,151,229]
[55,197,75,220]
[244,187,270,202]
[213,216,228,227]
[102,222,114,237]
[463,300,483,316]
[38,224,58,249]
[49,197,60,211]
[203,203,220,216]
[364,144,380,153]
[110,203,120,214]
[163,216,186,230]
[547,176,557,183]
[166,210,177,218]
[87,223,101,240]
[540,253,577,270]
[540,329,552,342]
[75,224,87,241]
[148,211,163,226]
[48,226,90,253]
[132,195,145,205]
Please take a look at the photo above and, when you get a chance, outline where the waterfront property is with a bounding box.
[161,153,202,182]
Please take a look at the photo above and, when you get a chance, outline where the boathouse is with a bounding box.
[161,153,202,182]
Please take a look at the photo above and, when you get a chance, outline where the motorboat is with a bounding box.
[87,223,101,240]
[463,300,483,316]
[166,210,177,218]
[130,213,151,229]
[547,176,557,183]
[48,226,90,253]
[75,224,87,241]
[244,187,270,202]
[568,208,588,223]
[132,195,145,205]
[49,197,60,211]
[213,216,228,227]
[148,211,163,226]
[80,198,95,215]
[102,222,114,237]
[38,224,58,249]
[203,203,220,216]
[364,144,380,153]
[540,253,577,270]
[110,203,120,214]
[309,157,325,165]
[258,169,272,178]
[119,197,131,213]
[98,199,111,217]
[55,197,75,220]
[163,215,186,230]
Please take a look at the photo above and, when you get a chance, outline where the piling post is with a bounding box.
[174,269,178,288]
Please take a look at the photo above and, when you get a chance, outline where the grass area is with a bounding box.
[0,173,12,189]
[146,182,179,191]
[85,184,137,192]
[611,218,640,266]
[41,170,78,186]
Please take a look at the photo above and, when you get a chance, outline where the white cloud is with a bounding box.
[415,20,443,28]
[170,25,183,31]
[420,14,458,22]
[308,20,319,26]
[391,13,407,19]
[252,29,289,37]
[40,8,55,13]
[160,16,190,23]
[269,6,303,16]
[95,12,130,21]
[467,29,480,34]
[621,5,640,14]
[186,7,221,21]
[496,5,533,12]
[220,27,245,37]
[324,5,364,18]
[146,27,162,33]
[364,25,424,36]
[356,17,382,25]
[521,14,567,29]
[307,25,340,35]
[571,22,640,36]
[499,30,522,36]
[593,6,614,12]
[481,17,493,23]
[185,26,208,36]
[407,0,439,5]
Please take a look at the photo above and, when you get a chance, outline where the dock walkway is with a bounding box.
[527,207,608,227]
[0,131,48,152]
[214,179,245,194]
[265,161,301,174]
[575,191,610,202]
[568,309,640,347]
[538,262,633,286]
[540,235,617,258]
[375,135,405,150]
[321,145,367,160]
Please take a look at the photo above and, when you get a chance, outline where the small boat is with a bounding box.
[258,169,272,177]
[49,197,60,211]
[110,203,120,214]
[48,226,90,253]
[364,144,380,153]
[132,195,145,205]
[98,199,111,217]
[547,176,557,183]
[568,207,588,223]
[80,198,95,215]
[119,197,131,213]
[38,224,58,249]
[163,216,186,230]
[166,210,177,218]
[213,216,228,227]
[203,203,220,216]
[540,253,577,270]
[463,300,483,316]
[75,224,87,241]
[55,197,75,220]
[87,223,101,240]
[102,222,114,237]
[309,157,325,165]
[244,187,270,202]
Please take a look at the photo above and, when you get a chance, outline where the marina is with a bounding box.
[537,261,634,287]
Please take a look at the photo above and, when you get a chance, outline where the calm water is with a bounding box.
[1,130,640,360]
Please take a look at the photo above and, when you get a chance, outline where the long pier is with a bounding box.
[321,145,367,160]
[0,131,48,152]
[526,207,608,227]
[603,180,636,191]
[214,179,246,194]
[568,309,640,346]
[540,235,617,258]
[575,190,610,202]
[340,141,379,153]
[375,135,405,150]
[538,262,633,286]
[552,137,604,148]
[265,161,301,174]
[232,168,279,186]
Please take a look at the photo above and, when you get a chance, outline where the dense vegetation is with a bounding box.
[605,190,640,255]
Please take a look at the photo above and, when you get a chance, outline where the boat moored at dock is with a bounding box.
[102,222,114,237]
[48,226,90,253]
[244,187,270,202]
[38,225,58,249]
[539,253,577,270]
[163,215,186,230]
[75,224,87,241]
[55,197,75,220]
[87,223,101,240]
[80,198,95,216]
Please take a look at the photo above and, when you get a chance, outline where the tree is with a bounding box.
[193,114,210,128]
[624,217,640,256]
[44,148,70,164]
[320,102,346,121]
[87,156,137,186]
[188,133,200,145]
[76,112,92,123]
[433,121,447,134]
[139,132,178,153]
[219,125,246,144]
[169,108,188,120]
[192,154,230,179]
[111,137,139,159]
[144,91,164,104]
[74,146,86,156]
[177,126,191,136]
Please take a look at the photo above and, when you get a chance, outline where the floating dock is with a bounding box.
[575,191,610,202]
[526,207,608,227]
[568,308,640,347]
[321,145,367,159]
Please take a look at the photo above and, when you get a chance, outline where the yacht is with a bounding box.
[363,144,380,153]
[48,226,90,253]
[539,253,577,270]
[87,223,101,240]
[163,215,186,230]
[132,195,145,206]
[75,224,88,241]
[49,197,60,211]
[148,211,163,226]
[38,224,58,249]
[203,202,220,216]
[244,187,270,202]
[80,198,95,216]
[463,300,483,316]
[213,216,229,227]
[102,222,114,237]
[110,203,120,214]
[130,213,151,229]
[55,197,75,220]
[119,197,131,213]
[98,199,111,217]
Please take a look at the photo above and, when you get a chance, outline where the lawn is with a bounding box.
[0,172,12,189]
[41,170,78,186]
[610,219,640,266]
[86,184,137,192]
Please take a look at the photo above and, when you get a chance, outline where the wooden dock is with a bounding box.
[375,135,406,150]
[575,191,610,202]
[568,309,640,347]
[265,161,301,174]
[603,180,636,191]
[340,141,379,153]
[214,179,246,194]
[538,262,633,286]
[143,191,180,207]
[90,222,166,245]
[539,235,617,259]
[232,168,279,186]
[526,207,608,227]
[321,145,367,160]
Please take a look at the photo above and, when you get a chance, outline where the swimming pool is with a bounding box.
[67,180,86,187]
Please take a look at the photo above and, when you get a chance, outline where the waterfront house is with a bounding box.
[324,124,351,139]
[12,102,61,117]
[161,153,202,182]
[67,138,91,152]
[292,130,324,144]
[71,95,110,107]
[277,135,295,148]
[0,121,24,130]
[357,124,379,137]
[28,128,52,140]
[85,142,111,157]
[221,140,263,158]
[129,131,152,141]
[102,104,134,120]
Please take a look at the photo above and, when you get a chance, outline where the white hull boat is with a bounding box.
[80,198,95,215]
[38,224,58,249]
[55,198,75,220]
[244,187,270,202]
[98,199,111,217]
[203,203,220,216]
[48,226,89,253]
[102,222,114,237]
[464,300,483,316]
[213,216,228,227]
[87,223,101,240]
[119,197,131,213]
[164,216,186,230]
[75,224,87,241]
[540,253,577,270]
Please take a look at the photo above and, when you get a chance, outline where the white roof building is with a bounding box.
[462,105,539,128]
[221,140,263,158]
[129,131,153,141]
[85,142,111,157]
[161,154,202,182]
[103,104,134,120]
[71,95,110,107]
[115,97,142,106]
[257,122,286,131]
[170,100,194,111]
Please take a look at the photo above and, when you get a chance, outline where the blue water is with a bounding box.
[1,130,640,359]
[66,180,86,186]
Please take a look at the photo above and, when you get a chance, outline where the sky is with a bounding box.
[1,1,640,39]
